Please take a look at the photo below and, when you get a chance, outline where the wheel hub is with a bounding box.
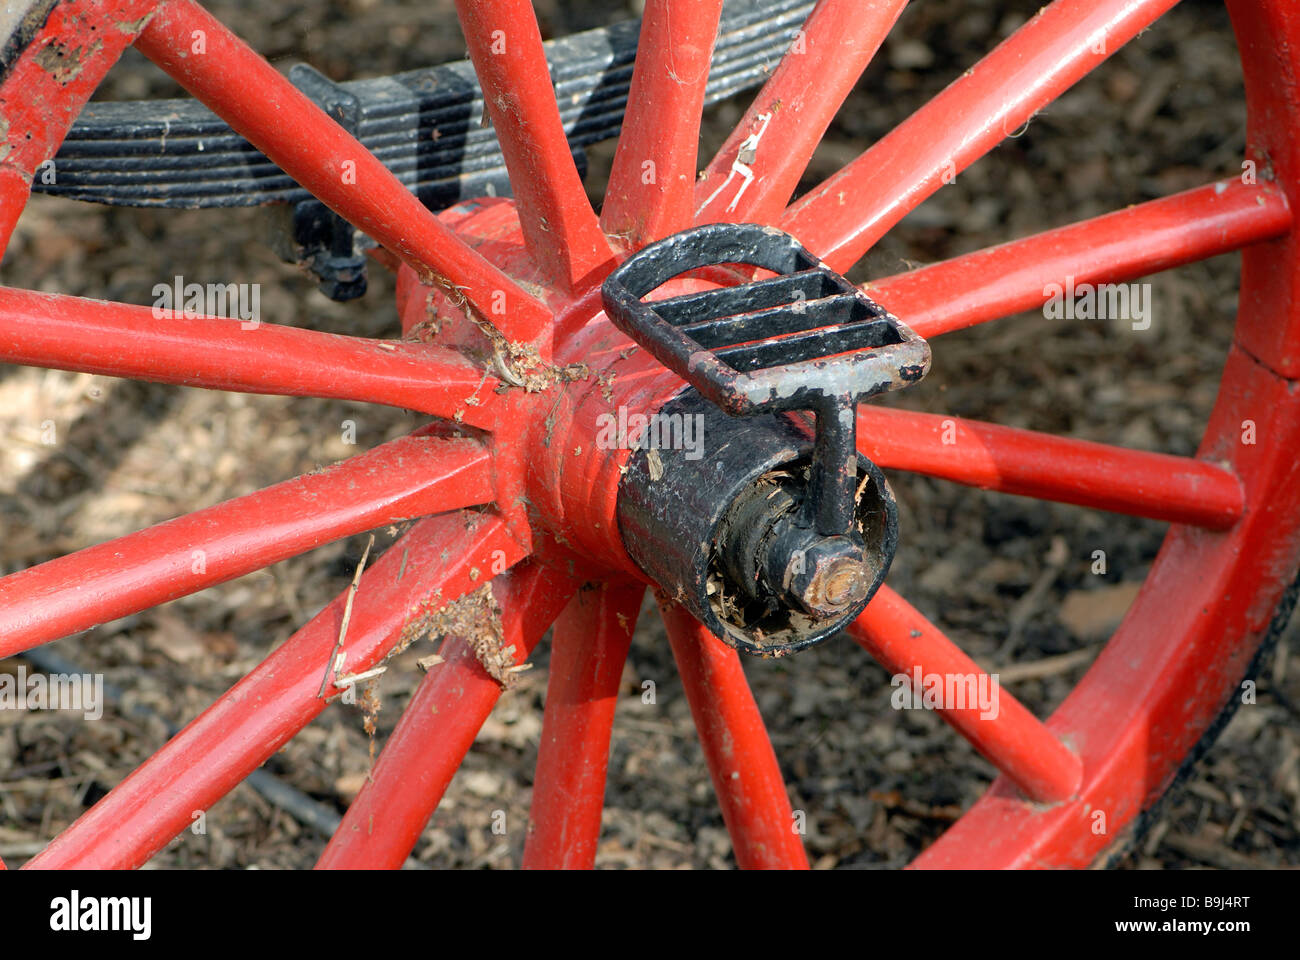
[603,224,927,655]
[403,213,930,655]
[616,391,899,656]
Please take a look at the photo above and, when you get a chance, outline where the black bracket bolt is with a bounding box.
[782,537,872,618]
[281,64,369,302]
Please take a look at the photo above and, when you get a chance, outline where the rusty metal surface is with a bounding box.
[616,391,897,657]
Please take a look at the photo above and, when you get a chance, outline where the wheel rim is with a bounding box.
[0,0,1296,869]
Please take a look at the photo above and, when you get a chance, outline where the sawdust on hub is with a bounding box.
[400,583,521,688]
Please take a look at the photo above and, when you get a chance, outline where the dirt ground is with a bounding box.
[1,0,1298,869]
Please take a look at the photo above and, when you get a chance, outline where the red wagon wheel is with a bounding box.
[1,0,1298,869]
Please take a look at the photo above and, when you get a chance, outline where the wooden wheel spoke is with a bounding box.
[453,0,613,294]
[0,0,157,252]
[695,0,907,226]
[0,433,495,658]
[658,597,809,869]
[781,0,1181,272]
[521,580,645,869]
[0,286,503,428]
[23,511,524,869]
[133,0,552,345]
[849,586,1083,803]
[316,559,579,869]
[870,180,1291,339]
[856,405,1244,530]
[602,0,725,248]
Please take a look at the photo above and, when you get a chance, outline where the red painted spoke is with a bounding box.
[857,405,1243,529]
[782,0,1180,272]
[23,511,522,869]
[0,170,29,256]
[695,0,906,226]
[911,347,1300,866]
[0,433,494,658]
[521,580,644,869]
[849,586,1083,803]
[0,286,502,429]
[133,0,550,345]
[0,0,155,254]
[658,598,809,869]
[316,560,579,869]
[872,180,1292,338]
[453,0,613,294]
[602,0,725,247]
